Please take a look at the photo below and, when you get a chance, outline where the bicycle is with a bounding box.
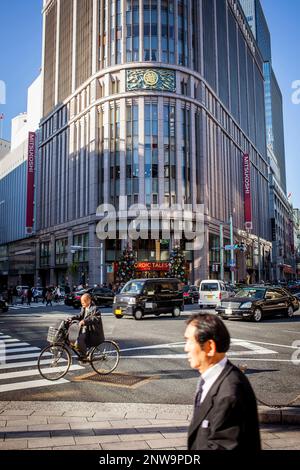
[37,320,120,381]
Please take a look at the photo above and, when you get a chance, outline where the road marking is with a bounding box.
[0,364,83,380]
[282,330,300,334]
[0,352,50,361]
[230,358,299,363]
[229,340,277,356]
[0,358,62,370]
[0,339,21,343]
[234,338,299,350]
[2,342,30,348]
[0,378,68,393]
[0,346,40,354]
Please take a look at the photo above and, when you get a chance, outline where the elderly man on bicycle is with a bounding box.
[68,293,104,361]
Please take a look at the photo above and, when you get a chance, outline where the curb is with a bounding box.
[258,405,300,425]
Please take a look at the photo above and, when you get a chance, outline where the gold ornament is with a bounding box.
[143,70,159,86]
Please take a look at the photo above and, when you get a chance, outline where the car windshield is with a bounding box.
[235,288,265,299]
[201,283,219,291]
[121,281,145,294]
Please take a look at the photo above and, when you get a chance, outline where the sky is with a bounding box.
[0,0,299,207]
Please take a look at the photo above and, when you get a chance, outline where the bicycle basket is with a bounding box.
[47,321,67,343]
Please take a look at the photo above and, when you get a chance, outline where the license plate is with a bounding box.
[206,295,213,299]
[145,303,153,309]
[115,309,122,315]
[225,308,232,315]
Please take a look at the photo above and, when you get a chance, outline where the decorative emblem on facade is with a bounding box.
[126,69,176,92]
[143,70,159,86]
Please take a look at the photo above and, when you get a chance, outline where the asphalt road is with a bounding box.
[0,302,300,406]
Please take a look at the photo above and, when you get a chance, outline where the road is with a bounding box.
[0,302,300,406]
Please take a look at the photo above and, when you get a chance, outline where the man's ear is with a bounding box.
[206,339,217,357]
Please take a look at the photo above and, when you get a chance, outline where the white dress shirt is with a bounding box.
[198,356,228,404]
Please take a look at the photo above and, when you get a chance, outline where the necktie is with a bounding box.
[194,377,205,407]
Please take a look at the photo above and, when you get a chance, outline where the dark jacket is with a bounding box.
[71,305,104,347]
[187,361,261,451]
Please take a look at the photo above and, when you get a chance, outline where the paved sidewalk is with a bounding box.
[0,401,299,450]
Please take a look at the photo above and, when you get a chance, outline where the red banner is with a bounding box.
[26,132,35,234]
[243,153,252,231]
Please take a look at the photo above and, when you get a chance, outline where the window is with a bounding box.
[161,0,175,63]
[144,0,158,61]
[126,0,139,62]
[145,102,158,207]
[55,239,68,265]
[126,102,139,202]
[40,242,50,267]
[73,234,89,262]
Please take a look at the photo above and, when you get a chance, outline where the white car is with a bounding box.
[199,280,231,308]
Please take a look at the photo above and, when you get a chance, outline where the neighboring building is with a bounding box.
[0,138,10,160]
[240,0,290,281]
[37,0,272,286]
[0,75,42,287]
[293,208,300,278]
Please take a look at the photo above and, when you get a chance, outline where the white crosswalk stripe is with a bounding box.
[0,330,83,394]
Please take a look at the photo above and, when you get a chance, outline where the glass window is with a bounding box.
[55,239,68,265]
[126,0,139,62]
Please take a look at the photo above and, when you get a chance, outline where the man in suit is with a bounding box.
[185,313,261,451]
[69,294,104,361]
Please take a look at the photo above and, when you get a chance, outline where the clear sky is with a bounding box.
[0,0,299,207]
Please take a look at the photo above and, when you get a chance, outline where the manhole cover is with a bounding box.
[72,372,156,389]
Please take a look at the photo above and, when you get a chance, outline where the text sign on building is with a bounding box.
[135,262,169,272]
[243,153,253,231]
[126,69,176,92]
[26,132,35,234]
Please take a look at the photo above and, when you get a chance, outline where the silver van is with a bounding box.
[199,280,230,308]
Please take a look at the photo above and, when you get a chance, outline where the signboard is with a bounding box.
[229,260,236,267]
[126,69,176,92]
[243,153,253,231]
[26,132,35,234]
[135,262,169,272]
[225,245,235,251]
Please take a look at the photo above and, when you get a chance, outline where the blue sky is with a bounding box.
[0,0,299,207]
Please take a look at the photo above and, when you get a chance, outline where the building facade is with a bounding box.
[37,0,272,286]
[0,76,42,287]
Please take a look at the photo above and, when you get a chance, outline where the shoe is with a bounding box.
[78,355,89,364]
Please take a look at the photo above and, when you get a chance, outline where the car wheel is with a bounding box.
[286,305,294,319]
[154,312,160,316]
[172,307,181,318]
[114,314,123,319]
[134,309,143,321]
[252,308,263,322]
[199,305,203,309]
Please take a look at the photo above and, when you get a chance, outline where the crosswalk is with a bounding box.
[0,331,83,394]
[8,301,65,310]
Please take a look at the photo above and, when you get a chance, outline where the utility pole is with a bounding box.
[230,214,235,284]
[258,236,261,283]
[220,223,224,281]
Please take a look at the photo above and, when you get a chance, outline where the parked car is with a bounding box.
[215,286,299,322]
[113,278,184,320]
[183,285,199,304]
[198,280,231,308]
[0,298,9,313]
[71,287,115,309]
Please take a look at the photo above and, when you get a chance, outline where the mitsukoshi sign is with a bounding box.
[243,153,253,231]
[26,132,35,234]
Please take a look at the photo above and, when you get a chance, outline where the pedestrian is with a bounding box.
[184,313,261,451]
[33,287,39,303]
[27,287,33,306]
[46,289,53,306]
[7,287,13,305]
[42,286,47,304]
[12,286,18,305]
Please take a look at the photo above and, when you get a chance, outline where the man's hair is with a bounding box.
[81,293,92,301]
[186,313,230,353]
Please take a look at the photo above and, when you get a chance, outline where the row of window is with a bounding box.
[40,234,89,267]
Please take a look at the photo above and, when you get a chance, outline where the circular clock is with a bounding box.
[143,70,159,86]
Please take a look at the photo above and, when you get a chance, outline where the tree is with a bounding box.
[168,245,187,282]
[117,244,136,283]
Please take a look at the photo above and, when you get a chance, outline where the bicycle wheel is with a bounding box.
[91,340,120,375]
[37,344,71,381]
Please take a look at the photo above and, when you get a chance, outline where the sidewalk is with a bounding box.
[0,401,299,450]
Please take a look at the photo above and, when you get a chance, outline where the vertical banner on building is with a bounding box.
[26,131,35,234]
[243,153,253,231]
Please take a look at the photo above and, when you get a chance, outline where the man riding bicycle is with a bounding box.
[68,293,104,362]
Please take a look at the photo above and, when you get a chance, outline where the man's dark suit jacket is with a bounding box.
[187,360,261,451]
